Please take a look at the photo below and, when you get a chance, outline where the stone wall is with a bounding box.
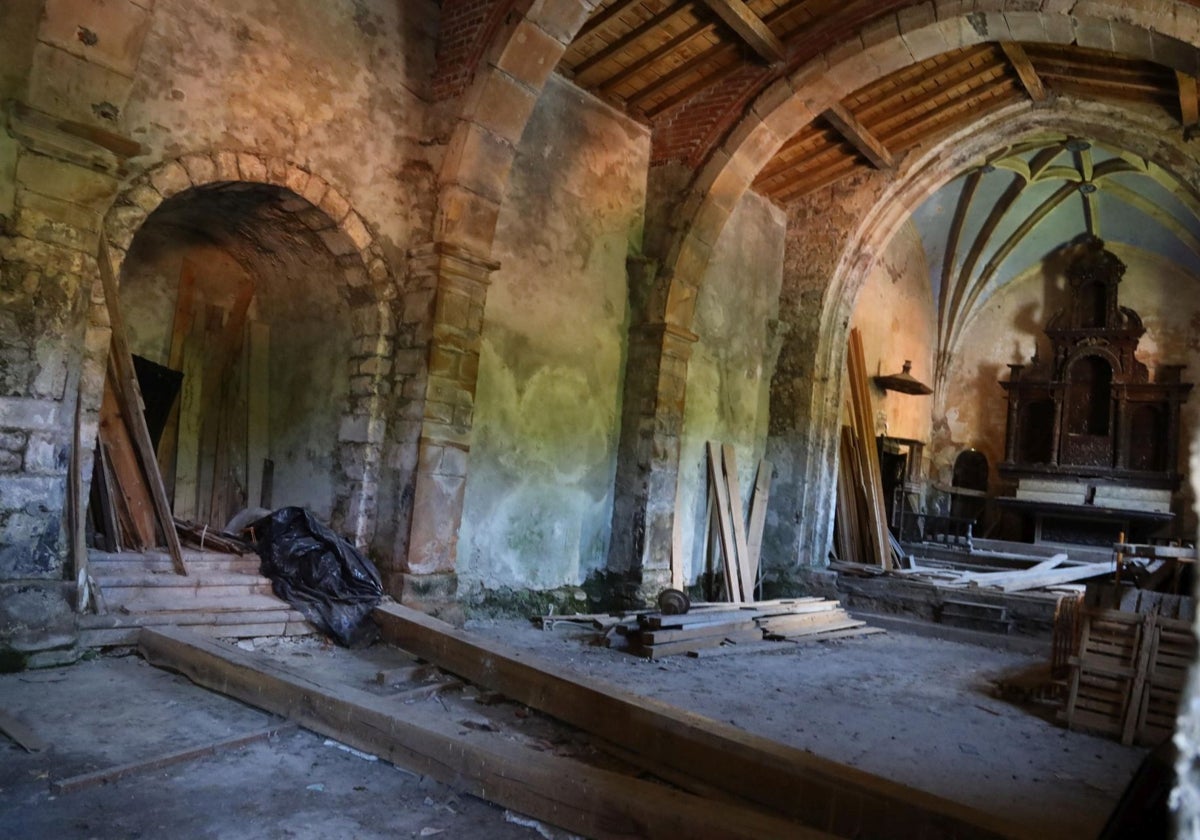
[456,74,649,598]
[848,219,936,446]
[677,192,785,587]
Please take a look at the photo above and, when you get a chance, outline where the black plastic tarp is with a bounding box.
[253,507,383,647]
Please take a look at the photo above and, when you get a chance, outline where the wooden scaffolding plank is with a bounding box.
[96,238,187,575]
[722,444,755,600]
[745,458,771,584]
[139,626,819,840]
[707,442,743,602]
[98,369,155,550]
[847,329,891,569]
[372,603,1024,840]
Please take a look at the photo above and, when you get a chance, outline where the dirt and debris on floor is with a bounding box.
[0,620,1152,840]
[472,616,1149,840]
[0,650,564,840]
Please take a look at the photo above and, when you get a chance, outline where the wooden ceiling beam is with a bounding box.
[822,102,894,169]
[768,157,863,203]
[853,45,1000,121]
[576,0,647,43]
[599,20,714,94]
[867,64,1009,136]
[574,1,696,79]
[875,77,1018,147]
[999,42,1047,103]
[1178,71,1199,128]
[637,43,740,114]
[697,0,785,63]
[754,142,855,191]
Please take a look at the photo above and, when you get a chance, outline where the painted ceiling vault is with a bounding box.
[910,136,1200,384]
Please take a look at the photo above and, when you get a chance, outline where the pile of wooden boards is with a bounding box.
[834,328,899,570]
[1061,584,1196,746]
[615,598,882,659]
[892,553,1113,594]
[699,442,770,602]
[90,239,187,577]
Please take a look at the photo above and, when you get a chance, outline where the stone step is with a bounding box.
[88,550,259,575]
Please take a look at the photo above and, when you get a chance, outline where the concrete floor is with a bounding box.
[0,619,1151,839]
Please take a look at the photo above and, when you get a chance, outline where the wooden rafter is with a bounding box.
[697,0,785,63]
[574,1,696,80]
[576,0,649,43]
[852,45,1000,121]
[1178,70,1199,128]
[599,19,714,94]
[823,102,893,169]
[999,42,1047,103]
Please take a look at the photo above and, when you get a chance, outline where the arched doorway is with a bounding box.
[101,179,390,542]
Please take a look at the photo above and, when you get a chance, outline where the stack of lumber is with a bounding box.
[701,442,770,603]
[834,328,899,570]
[618,598,882,659]
[1061,584,1197,746]
[896,553,1112,593]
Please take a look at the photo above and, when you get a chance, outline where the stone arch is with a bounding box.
[87,152,396,548]
[434,0,598,255]
[785,97,1200,568]
[658,1,1200,334]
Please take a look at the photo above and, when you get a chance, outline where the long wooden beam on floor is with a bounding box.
[138,626,822,840]
[372,603,1025,840]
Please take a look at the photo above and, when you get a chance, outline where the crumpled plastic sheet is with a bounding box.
[253,507,384,647]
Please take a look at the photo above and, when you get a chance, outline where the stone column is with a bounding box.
[606,320,698,604]
[388,242,497,617]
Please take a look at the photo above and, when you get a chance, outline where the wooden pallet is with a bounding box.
[1062,604,1196,746]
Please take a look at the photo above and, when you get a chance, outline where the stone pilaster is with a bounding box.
[607,319,698,605]
[388,242,497,618]
[1,101,140,663]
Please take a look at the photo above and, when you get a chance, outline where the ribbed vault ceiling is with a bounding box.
[911,136,1200,383]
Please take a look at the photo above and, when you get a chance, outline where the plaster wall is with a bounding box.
[119,227,353,522]
[677,192,786,587]
[120,0,442,261]
[456,75,649,595]
[848,219,936,445]
[935,243,1200,533]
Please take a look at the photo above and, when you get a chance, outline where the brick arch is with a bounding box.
[787,97,1200,571]
[659,1,1200,333]
[91,152,397,548]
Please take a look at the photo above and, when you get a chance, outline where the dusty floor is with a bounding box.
[468,615,1149,839]
[0,618,1150,839]
[0,652,554,839]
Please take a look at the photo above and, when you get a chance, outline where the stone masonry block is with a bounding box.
[526,0,597,45]
[148,160,192,198]
[1109,21,1154,61]
[319,188,351,224]
[17,152,118,210]
[26,42,134,129]
[492,19,565,91]
[342,211,373,252]
[462,69,539,147]
[443,122,515,206]
[302,174,329,207]
[285,164,310,197]
[126,181,162,214]
[23,432,63,474]
[266,155,288,185]
[179,153,216,185]
[435,185,501,255]
[213,150,240,182]
[237,152,267,183]
[39,0,153,77]
[1073,17,1113,51]
[859,14,901,50]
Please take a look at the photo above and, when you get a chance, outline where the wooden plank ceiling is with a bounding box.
[558,2,1196,204]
